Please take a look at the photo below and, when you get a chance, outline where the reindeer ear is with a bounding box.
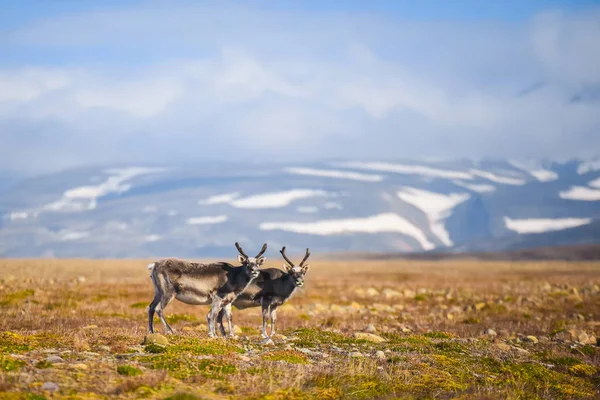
[257,257,266,266]
[283,263,292,272]
[237,254,246,263]
[301,264,310,273]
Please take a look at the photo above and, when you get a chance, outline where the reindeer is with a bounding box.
[147,242,267,338]
[217,246,311,338]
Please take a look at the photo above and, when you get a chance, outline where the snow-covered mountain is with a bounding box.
[1,158,600,258]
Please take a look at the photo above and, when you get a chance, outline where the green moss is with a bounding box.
[414,294,427,301]
[579,345,597,357]
[1,355,26,371]
[423,331,455,339]
[91,294,110,302]
[569,364,598,376]
[547,356,580,367]
[163,393,204,400]
[168,337,243,355]
[240,326,259,335]
[0,289,34,306]
[433,341,467,354]
[117,365,143,376]
[461,317,480,324]
[35,360,53,369]
[144,344,167,354]
[141,353,236,380]
[263,350,309,364]
[289,328,364,347]
[130,302,148,309]
[0,331,62,353]
[165,314,197,324]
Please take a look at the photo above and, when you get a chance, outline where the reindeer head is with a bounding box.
[235,242,267,279]
[280,246,311,287]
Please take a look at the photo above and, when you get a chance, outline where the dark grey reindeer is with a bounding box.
[147,242,267,338]
[217,246,311,338]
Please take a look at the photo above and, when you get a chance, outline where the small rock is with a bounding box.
[365,324,377,333]
[238,355,251,362]
[41,382,59,392]
[142,333,169,346]
[72,363,88,370]
[298,348,312,355]
[76,276,86,283]
[496,342,512,351]
[485,328,497,337]
[382,288,402,299]
[572,313,585,321]
[350,302,361,310]
[446,313,454,320]
[353,332,386,343]
[399,326,412,334]
[350,351,363,358]
[46,355,64,363]
[330,304,342,312]
[366,288,380,297]
[524,336,538,344]
[375,350,386,360]
[98,345,111,352]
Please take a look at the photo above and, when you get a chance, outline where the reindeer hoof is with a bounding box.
[227,334,239,339]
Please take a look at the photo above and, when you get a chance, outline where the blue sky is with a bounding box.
[1,0,599,174]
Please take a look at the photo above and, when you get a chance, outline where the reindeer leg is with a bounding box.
[216,308,227,337]
[148,294,160,333]
[261,301,270,339]
[207,297,223,338]
[269,305,278,337]
[223,303,238,339]
[155,292,175,334]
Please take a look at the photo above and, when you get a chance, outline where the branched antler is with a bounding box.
[235,242,249,258]
[280,246,295,268]
[299,248,311,267]
[255,243,268,258]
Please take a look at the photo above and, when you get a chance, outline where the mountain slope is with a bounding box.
[1,158,599,258]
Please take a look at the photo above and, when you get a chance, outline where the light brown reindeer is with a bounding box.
[147,242,267,338]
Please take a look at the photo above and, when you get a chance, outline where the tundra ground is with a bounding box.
[0,258,599,399]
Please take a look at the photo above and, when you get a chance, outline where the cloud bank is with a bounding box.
[1,2,599,173]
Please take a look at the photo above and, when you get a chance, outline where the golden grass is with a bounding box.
[0,258,599,399]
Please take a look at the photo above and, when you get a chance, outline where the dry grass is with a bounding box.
[0,258,599,399]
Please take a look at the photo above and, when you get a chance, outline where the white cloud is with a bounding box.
[560,186,600,201]
[186,215,228,225]
[1,3,600,172]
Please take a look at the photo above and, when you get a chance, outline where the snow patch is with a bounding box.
[199,193,240,205]
[260,213,435,250]
[504,217,591,234]
[452,180,496,193]
[509,161,558,182]
[42,167,164,213]
[578,159,600,175]
[297,206,319,214]
[560,186,600,201]
[469,169,526,185]
[231,190,328,209]
[397,187,470,247]
[284,167,384,182]
[335,162,473,180]
[187,215,228,225]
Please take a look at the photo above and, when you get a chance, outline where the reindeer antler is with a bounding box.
[299,248,311,267]
[280,246,295,268]
[255,243,268,258]
[235,242,249,258]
